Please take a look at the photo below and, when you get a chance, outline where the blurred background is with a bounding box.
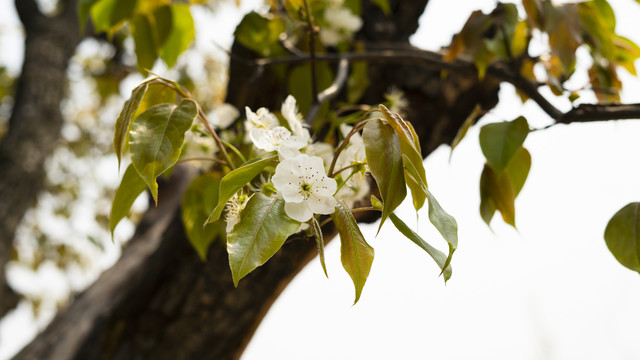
[0,0,639,359]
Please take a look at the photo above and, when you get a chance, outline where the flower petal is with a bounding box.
[285,201,313,222]
[307,194,337,215]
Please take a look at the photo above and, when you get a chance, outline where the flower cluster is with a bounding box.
[222,95,369,226]
[245,95,310,159]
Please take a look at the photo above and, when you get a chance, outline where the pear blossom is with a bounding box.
[281,95,311,143]
[245,106,279,133]
[209,103,239,129]
[250,126,306,158]
[319,4,363,46]
[225,193,250,233]
[305,142,334,169]
[272,154,337,222]
[335,124,369,206]
[384,86,409,116]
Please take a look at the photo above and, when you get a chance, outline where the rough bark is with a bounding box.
[0,0,81,318]
[17,1,499,359]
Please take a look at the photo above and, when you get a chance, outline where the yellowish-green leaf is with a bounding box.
[546,3,581,75]
[159,4,195,68]
[90,0,139,33]
[132,82,177,120]
[182,173,224,260]
[479,116,529,173]
[235,11,286,57]
[604,202,640,274]
[129,99,198,204]
[312,217,328,277]
[613,35,640,76]
[450,104,481,156]
[425,188,458,276]
[379,105,427,210]
[402,154,427,211]
[206,155,277,224]
[114,81,150,168]
[78,0,100,32]
[506,147,531,197]
[479,164,516,227]
[131,13,158,73]
[227,194,300,286]
[389,212,452,282]
[363,118,406,233]
[589,62,621,103]
[109,164,147,237]
[332,200,374,304]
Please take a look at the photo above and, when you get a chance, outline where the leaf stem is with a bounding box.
[328,111,374,177]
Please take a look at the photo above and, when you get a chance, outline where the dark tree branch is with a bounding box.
[236,48,640,125]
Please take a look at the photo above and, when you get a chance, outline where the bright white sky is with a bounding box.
[1,0,640,359]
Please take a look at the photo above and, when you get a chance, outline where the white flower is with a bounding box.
[334,124,369,206]
[225,193,249,233]
[325,6,362,33]
[272,154,338,222]
[305,142,334,169]
[210,103,239,129]
[245,106,279,133]
[384,86,409,116]
[319,28,344,47]
[319,5,362,46]
[250,126,307,159]
[281,95,310,143]
[336,124,367,167]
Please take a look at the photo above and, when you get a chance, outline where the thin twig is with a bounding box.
[303,0,319,104]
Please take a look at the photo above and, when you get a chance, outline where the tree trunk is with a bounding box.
[0,0,81,318]
[16,1,500,359]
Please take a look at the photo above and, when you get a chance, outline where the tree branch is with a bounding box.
[234,47,640,125]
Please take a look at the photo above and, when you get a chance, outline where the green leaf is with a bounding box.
[78,0,100,32]
[425,188,458,276]
[363,118,406,233]
[159,4,195,68]
[450,104,481,157]
[129,99,198,204]
[312,217,328,277]
[505,147,531,197]
[402,154,427,211]
[182,173,224,260]
[347,61,369,104]
[288,63,333,119]
[227,193,300,286]
[479,116,529,173]
[90,0,139,33]
[370,0,390,15]
[479,164,516,226]
[114,82,149,168]
[613,35,640,76]
[378,105,427,211]
[131,13,158,73]
[604,202,640,274]
[109,164,147,237]
[389,213,452,282]
[235,12,286,57]
[133,82,177,120]
[151,5,173,47]
[332,200,374,304]
[206,155,277,224]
